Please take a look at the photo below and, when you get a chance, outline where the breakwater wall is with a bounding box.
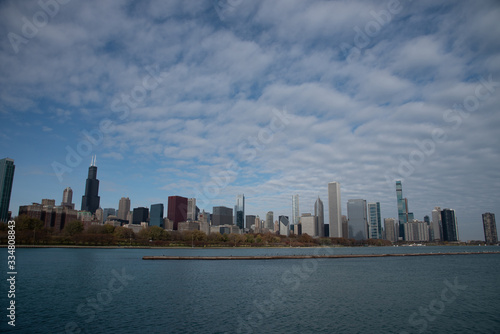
[142,251,500,260]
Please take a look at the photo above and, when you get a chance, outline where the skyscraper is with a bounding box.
[168,196,188,230]
[301,213,318,237]
[235,194,245,230]
[81,156,100,214]
[61,187,74,209]
[384,218,397,243]
[0,158,15,222]
[367,202,381,239]
[212,206,233,226]
[132,207,149,225]
[118,197,131,220]
[102,208,116,220]
[266,211,274,230]
[347,199,368,240]
[279,215,289,236]
[441,208,459,242]
[314,196,324,237]
[187,198,197,221]
[150,203,164,227]
[246,215,256,230]
[482,212,498,244]
[328,182,342,238]
[396,181,408,240]
[292,194,299,226]
[341,215,348,239]
[431,207,442,241]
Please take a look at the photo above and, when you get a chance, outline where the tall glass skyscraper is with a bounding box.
[396,180,408,240]
[314,196,324,237]
[368,202,381,239]
[292,194,299,226]
[150,203,164,227]
[482,212,498,244]
[81,156,100,214]
[187,198,197,221]
[347,199,367,240]
[266,211,274,230]
[441,208,459,242]
[0,158,15,222]
[235,194,245,230]
[328,182,342,238]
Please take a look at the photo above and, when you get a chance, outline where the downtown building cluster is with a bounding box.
[1,157,498,244]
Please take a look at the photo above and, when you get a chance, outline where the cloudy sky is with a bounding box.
[1,0,499,240]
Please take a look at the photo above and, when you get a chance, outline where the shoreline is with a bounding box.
[143,251,500,260]
[1,244,498,250]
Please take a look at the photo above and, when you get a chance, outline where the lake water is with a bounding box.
[1,246,499,333]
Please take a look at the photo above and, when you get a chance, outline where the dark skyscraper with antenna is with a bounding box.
[81,156,100,214]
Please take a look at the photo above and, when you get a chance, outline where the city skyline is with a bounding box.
[1,1,499,241]
[2,155,497,242]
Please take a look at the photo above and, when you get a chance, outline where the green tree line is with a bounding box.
[0,215,392,247]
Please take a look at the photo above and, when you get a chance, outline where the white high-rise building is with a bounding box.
[314,196,324,237]
[431,207,442,241]
[301,213,318,237]
[328,182,342,238]
[292,194,299,226]
[187,198,196,221]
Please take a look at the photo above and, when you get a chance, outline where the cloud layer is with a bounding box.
[1,0,499,240]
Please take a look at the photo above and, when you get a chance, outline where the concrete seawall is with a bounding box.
[142,251,500,260]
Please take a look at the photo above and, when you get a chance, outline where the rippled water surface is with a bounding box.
[1,246,499,333]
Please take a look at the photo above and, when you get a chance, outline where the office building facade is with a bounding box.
[19,201,77,231]
[168,196,188,229]
[187,198,197,221]
[150,203,164,227]
[132,207,149,225]
[441,208,459,242]
[328,182,342,238]
[212,206,233,226]
[118,197,131,220]
[314,196,324,237]
[81,156,100,214]
[61,187,74,209]
[246,215,256,230]
[0,158,15,222]
[279,215,289,236]
[102,208,116,220]
[482,212,498,244]
[235,194,245,230]
[266,211,274,230]
[384,218,397,243]
[301,213,318,237]
[368,202,381,239]
[347,199,368,240]
[292,194,300,226]
[396,181,407,240]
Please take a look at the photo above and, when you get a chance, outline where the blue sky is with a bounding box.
[1,0,499,241]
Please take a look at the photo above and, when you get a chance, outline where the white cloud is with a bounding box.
[1,0,499,241]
